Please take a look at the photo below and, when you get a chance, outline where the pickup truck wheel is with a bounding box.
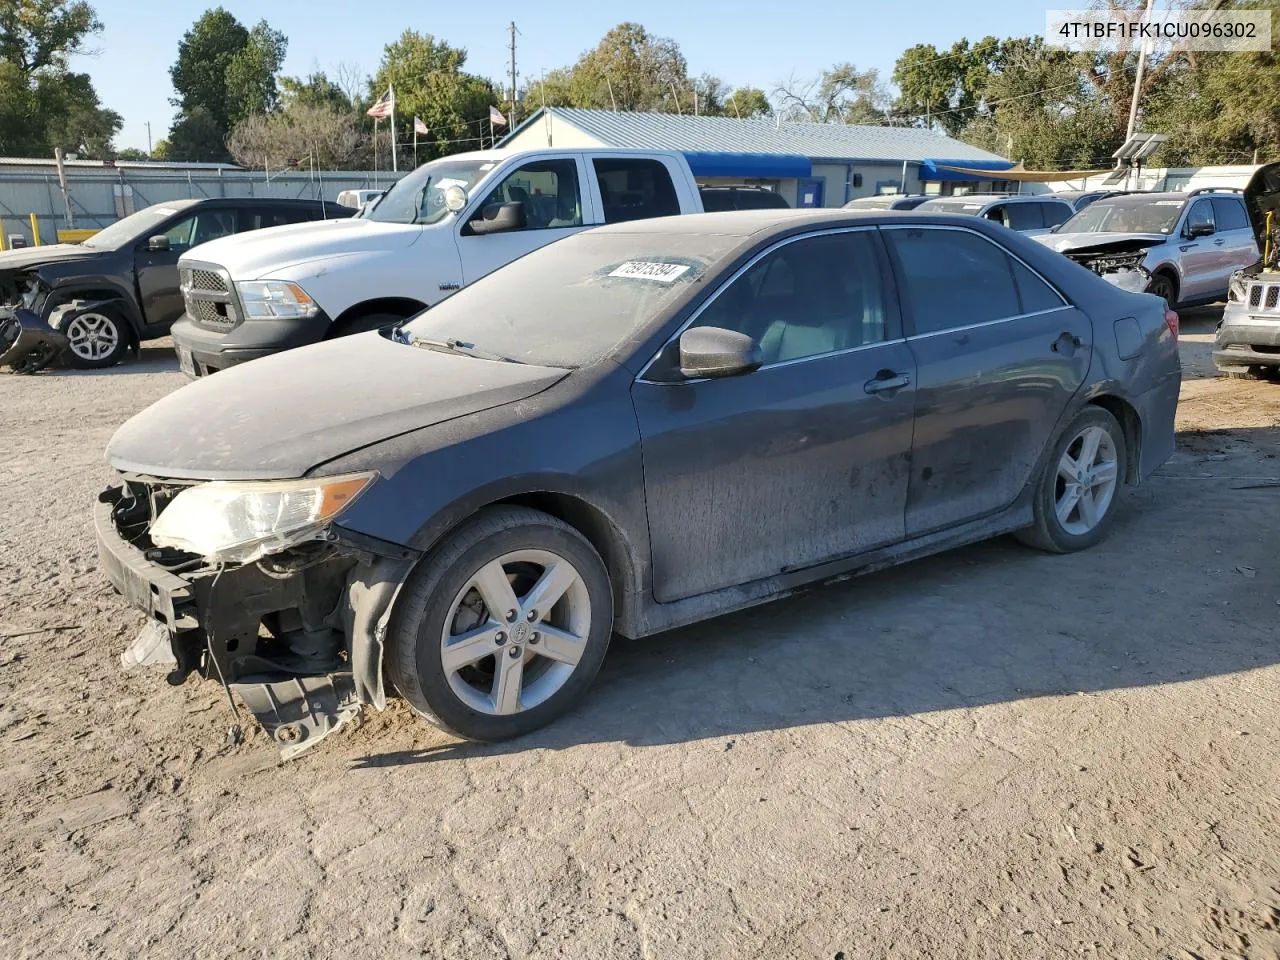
[62,308,128,369]
[329,312,401,338]
[1016,406,1126,554]
[386,506,613,742]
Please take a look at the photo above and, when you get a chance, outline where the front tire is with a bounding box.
[61,308,128,369]
[1147,272,1177,308]
[386,506,613,741]
[328,312,402,338]
[1016,406,1127,554]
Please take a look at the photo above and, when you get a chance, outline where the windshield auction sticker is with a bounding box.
[1046,9,1270,52]
[608,261,692,283]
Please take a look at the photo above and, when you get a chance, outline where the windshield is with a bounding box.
[365,158,494,225]
[401,231,743,368]
[917,198,991,215]
[80,204,190,249]
[1060,198,1184,235]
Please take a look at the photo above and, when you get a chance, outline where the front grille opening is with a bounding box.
[1250,285,1263,307]
[1266,286,1279,309]
[190,299,234,326]
[185,269,227,292]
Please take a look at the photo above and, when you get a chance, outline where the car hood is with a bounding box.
[181,218,424,280]
[106,334,569,480]
[1245,162,1280,266]
[0,244,101,273]
[1034,231,1167,255]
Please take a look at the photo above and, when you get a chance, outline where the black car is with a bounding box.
[698,186,790,212]
[96,209,1181,757]
[0,198,349,370]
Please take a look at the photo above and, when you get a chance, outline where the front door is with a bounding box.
[796,178,825,208]
[1176,198,1220,301]
[455,156,590,286]
[881,225,1091,536]
[135,207,237,327]
[631,228,916,603]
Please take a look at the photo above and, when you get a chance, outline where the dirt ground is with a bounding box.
[2,313,1279,960]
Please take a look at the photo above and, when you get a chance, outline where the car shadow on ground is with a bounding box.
[35,345,180,377]
[350,438,1280,769]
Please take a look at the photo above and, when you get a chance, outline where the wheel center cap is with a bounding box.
[510,621,531,645]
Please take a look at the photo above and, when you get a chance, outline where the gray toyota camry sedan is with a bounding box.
[96,210,1181,756]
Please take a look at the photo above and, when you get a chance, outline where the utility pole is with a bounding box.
[1124,0,1157,144]
[145,121,152,158]
[508,22,517,127]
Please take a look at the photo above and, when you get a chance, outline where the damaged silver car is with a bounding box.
[1214,163,1280,377]
[1035,187,1267,306]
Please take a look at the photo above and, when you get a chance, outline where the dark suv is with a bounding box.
[698,186,790,212]
[0,197,349,370]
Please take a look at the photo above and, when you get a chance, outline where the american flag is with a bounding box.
[489,105,507,127]
[366,87,394,119]
[413,116,429,135]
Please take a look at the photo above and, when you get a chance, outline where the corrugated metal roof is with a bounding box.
[510,108,1008,164]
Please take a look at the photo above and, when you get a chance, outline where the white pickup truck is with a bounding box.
[171,147,705,375]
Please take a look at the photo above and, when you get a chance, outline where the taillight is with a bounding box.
[1165,308,1179,339]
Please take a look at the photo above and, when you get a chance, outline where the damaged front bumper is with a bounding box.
[95,481,418,759]
[0,306,68,374]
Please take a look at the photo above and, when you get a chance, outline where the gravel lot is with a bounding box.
[2,313,1279,960]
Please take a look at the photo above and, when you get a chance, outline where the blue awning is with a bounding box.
[919,158,1017,182]
[682,151,812,179]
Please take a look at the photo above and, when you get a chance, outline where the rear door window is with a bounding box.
[1212,197,1250,232]
[1041,202,1072,228]
[593,158,681,223]
[1004,203,1045,231]
[883,227,1022,334]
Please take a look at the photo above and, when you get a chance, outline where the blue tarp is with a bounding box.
[682,151,812,179]
[918,158,1017,182]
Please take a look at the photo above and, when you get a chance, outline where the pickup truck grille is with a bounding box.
[180,261,241,330]
[1247,282,1280,311]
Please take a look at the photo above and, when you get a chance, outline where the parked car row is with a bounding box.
[91,175,1183,755]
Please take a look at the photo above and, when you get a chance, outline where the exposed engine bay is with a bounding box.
[1059,238,1159,293]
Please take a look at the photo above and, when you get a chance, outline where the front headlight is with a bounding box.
[235,280,319,319]
[149,472,375,564]
[1228,270,1249,304]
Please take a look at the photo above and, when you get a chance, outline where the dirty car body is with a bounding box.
[96,210,1181,757]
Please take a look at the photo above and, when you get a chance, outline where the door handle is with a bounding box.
[864,371,911,395]
[1051,332,1082,352]
[1213,238,1226,246]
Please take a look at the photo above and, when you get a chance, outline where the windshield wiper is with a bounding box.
[397,329,521,364]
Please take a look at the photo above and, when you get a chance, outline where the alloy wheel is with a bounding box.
[1054,424,1119,536]
[64,312,120,362]
[440,549,592,716]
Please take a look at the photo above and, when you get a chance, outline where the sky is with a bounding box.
[79,0,1049,152]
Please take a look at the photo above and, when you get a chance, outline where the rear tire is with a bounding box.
[1016,406,1127,554]
[386,506,613,741]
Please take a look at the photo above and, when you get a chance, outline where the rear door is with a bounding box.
[135,206,238,327]
[1212,195,1261,284]
[881,225,1091,536]
[455,154,592,285]
[587,156,684,224]
[631,228,916,602]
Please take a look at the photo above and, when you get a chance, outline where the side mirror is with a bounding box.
[466,201,526,236]
[147,235,171,252]
[678,326,761,380]
[1186,220,1214,239]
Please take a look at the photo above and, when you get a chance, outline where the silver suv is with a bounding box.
[1035,188,1259,308]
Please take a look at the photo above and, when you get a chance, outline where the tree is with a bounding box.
[723,86,772,118]
[115,147,151,161]
[280,72,353,113]
[225,20,287,121]
[368,31,498,158]
[543,22,691,112]
[0,0,120,157]
[227,104,363,170]
[774,64,891,124]
[893,38,999,136]
[168,8,287,161]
